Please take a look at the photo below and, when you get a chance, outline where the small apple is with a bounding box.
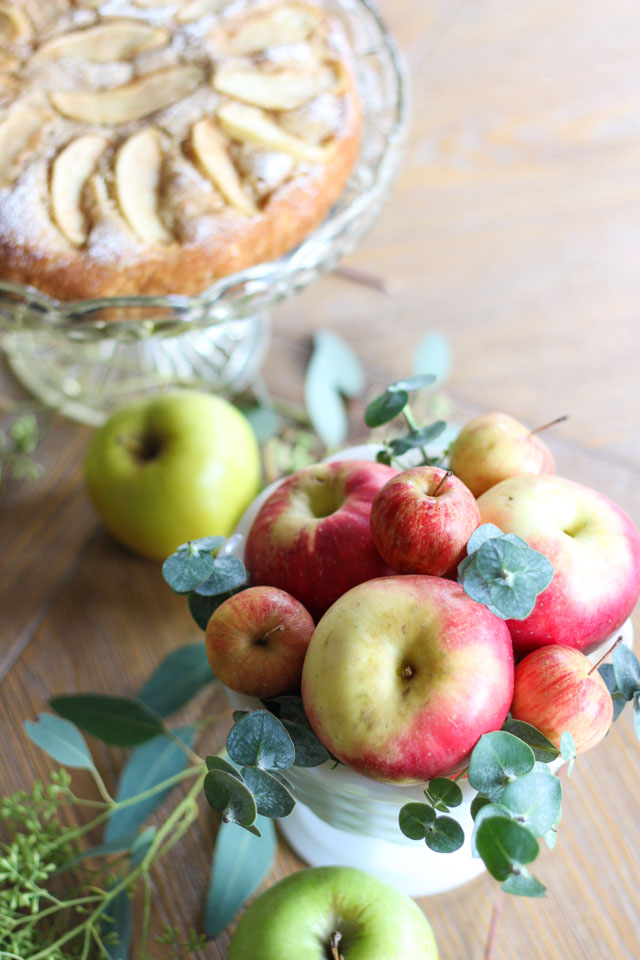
[449,412,558,497]
[85,390,261,559]
[227,866,439,960]
[205,586,314,698]
[302,575,514,783]
[244,459,397,620]
[510,645,613,754]
[370,466,480,576]
[477,474,640,656]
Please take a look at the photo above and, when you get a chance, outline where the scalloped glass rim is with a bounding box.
[0,0,408,337]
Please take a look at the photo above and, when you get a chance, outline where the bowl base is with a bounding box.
[3,312,270,425]
[278,799,486,897]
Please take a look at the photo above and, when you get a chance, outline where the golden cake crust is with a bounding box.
[0,0,361,301]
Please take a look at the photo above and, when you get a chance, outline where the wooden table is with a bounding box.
[2,1,639,957]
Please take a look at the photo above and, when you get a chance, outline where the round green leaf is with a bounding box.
[50,694,165,747]
[206,755,243,780]
[468,731,535,801]
[476,538,528,579]
[475,817,539,881]
[471,803,512,857]
[364,389,409,428]
[398,802,436,840]
[280,719,329,767]
[388,374,436,392]
[425,816,465,853]
[488,574,537,620]
[226,710,295,771]
[263,695,308,726]
[470,794,491,820]
[466,524,504,554]
[241,767,295,818]
[520,548,554,593]
[162,548,214,594]
[137,643,214,717]
[186,536,226,553]
[427,777,463,809]
[501,719,560,762]
[502,868,546,898]
[376,448,392,465]
[204,770,257,827]
[613,644,640,700]
[24,713,95,770]
[502,772,562,837]
[388,421,447,455]
[194,555,247,597]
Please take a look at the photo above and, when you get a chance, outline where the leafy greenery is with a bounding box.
[304,331,365,448]
[0,409,43,487]
[162,535,249,632]
[458,523,554,621]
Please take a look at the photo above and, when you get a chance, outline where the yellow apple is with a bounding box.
[85,390,260,558]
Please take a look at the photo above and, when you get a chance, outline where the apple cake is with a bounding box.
[0,0,361,300]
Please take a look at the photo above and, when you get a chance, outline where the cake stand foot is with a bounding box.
[3,312,270,425]
[278,800,486,897]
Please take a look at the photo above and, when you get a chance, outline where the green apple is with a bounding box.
[85,390,260,559]
[228,866,438,960]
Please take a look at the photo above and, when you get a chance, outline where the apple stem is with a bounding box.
[483,889,505,960]
[588,636,623,675]
[432,471,453,497]
[329,932,344,960]
[256,624,285,646]
[528,415,568,437]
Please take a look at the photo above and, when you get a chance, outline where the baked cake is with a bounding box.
[0,0,361,300]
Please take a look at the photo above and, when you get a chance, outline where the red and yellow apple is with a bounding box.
[477,474,640,656]
[449,412,556,498]
[370,466,480,577]
[205,586,315,698]
[244,459,397,620]
[510,645,613,754]
[301,575,514,783]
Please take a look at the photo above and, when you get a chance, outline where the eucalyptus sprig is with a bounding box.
[364,375,447,468]
[162,535,249,630]
[598,643,640,740]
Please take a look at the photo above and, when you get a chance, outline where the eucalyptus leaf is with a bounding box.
[162,548,215,594]
[188,590,240,631]
[398,802,436,840]
[470,795,491,820]
[304,331,365,448]
[204,769,257,827]
[263,695,309,726]
[471,803,512,857]
[468,731,535,801]
[194,555,247,597]
[241,767,295,818]
[466,524,504,554]
[598,664,627,721]
[243,406,281,443]
[51,694,165,747]
[612,644,640,700]
[560,731,576,776]
[137,644,214,717]
[364,389,409,428]
[475,817,539,881]
[187,536,226,553]
[206,755,243,780]
[388,421,447,455]
[101,889,132,960]
[502,869,546,898]
[388,374,436,393]
[413,333,451,386]
[280,719,329,767]
[61,833,138,870]
[425,816,465,853]
[24,713,95,770]
[427,778,463,809]
[501,719,560,762]
[376,448,393,465]
[488,575,537,621]
[633,691,640,740]
[204,815,275,937]
[105,727,194,843]
[544,828,557,850]
[226,710,295,771]
[130,826,156,869]
[501,772,562,837]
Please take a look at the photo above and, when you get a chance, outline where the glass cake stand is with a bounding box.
[0,0,408,425]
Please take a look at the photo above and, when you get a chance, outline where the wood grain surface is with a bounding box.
[2,1,640,958]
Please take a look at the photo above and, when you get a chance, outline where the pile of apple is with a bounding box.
[205,410,640,785]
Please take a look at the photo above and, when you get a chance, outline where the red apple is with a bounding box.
[244,460,397,620]
[477,474,640,656]
[510,645,613,754]
[205,586,315,698]
[370,466,480,576]
[302,575,514,783]
[449,412,556,498]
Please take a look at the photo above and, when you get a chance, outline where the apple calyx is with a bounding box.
[329,931,345,960]
[588,635,623,675]
[458,524,553,621]
[528,414,568,438]
[117,432,164,461]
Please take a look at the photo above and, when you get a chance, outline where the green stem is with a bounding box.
[402,403,430,465]
[79,923,92,960]
[454,767,469,782]
[89,767,114,805]
[11,895,105,930]
[140,875,152,959]
[166,728,203,766]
